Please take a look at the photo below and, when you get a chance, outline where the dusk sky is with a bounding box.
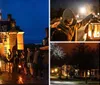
[0,0,48,44]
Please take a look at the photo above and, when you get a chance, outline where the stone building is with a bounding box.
[0,10,24,58]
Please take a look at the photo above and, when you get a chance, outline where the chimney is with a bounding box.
[11,19,16,28]
[7,14,12,21]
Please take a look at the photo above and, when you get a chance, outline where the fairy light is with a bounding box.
[51,43,65,58]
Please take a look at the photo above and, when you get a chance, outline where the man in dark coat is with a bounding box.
[51,9,94,41]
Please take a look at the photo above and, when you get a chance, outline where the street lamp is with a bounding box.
[79,7,86,14]
[76,14,79,18]
[97,13,100,16]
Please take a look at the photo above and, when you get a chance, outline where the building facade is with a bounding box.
[0,10,24,58]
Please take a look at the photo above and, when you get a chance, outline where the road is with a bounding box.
[51,80,100,85]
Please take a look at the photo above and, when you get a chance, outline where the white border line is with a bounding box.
[49,0,50,84]
[50,41,100,43]
[49,0,100,85]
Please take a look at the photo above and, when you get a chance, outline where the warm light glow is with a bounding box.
[17,33,24,50]
[93,25,100,38]
[18,76,23,84]
[51,21,60,28]
[94,25,97,37]
[79,7,86,14]
[87,24,100,39]
[0,60,1,68]
[0,79,3,84]
[94,31,97,37]
[97,13,100,15]
[88,24,92,38]
[18,65,21,68]
[76,14,79,18]
[51,70,54,73]
[40,46,48,50]
[88,31,92,38]
[87,70,90,76]
[75,69,78,72]
[54,68,58,72]
[83,33,87,41]
[84,71,86,77]
[97,32,100,37]
[63,73,67,77]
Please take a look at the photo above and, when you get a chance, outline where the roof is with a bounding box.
[0,20,10,25]
[0,20,23,32]
[90,17,100,23]
[8,26,23,32]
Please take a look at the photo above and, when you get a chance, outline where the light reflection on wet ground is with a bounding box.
[0,61,48,84]
[51,81,100,85]
[17,76,24,84]
[0,79,3,84]
[0,72,48,84]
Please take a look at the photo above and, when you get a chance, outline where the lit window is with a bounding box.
[4,36,7,42]
[4,47,7,54]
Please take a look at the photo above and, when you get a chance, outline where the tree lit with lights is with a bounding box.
[51,43,65,59]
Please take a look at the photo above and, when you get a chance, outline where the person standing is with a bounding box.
[7,49,13,73]
[33,47,40,79]
[13,50,19,72]
[51,8,94,41]
[20,50,27,75]
[26,48,33,76]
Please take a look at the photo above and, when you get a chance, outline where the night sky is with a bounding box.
[51,0,99,14]
[51,0,99,8]
[0,0,48,44]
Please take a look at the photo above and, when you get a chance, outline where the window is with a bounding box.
[4,47,7,54]
[4,35,7,42]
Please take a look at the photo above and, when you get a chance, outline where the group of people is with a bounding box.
[7,47,46,79]
[26,47,44,79]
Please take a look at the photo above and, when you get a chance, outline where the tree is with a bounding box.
[71,43,95,69]
[50,43,66,79]
[71,43,97,83]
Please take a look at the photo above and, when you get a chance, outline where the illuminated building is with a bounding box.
[86,18,100,40]
[0,10,24,58]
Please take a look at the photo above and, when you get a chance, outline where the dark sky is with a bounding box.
[57,43,98,54]
[51,0,99,8]
[0,0,48,44]
[51,0,99,14]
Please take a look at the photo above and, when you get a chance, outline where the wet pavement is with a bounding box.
[51,80,100,85]
[0,72,48,85]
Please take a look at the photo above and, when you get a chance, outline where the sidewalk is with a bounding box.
[50,76,100,85]
[51,80,100,85]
